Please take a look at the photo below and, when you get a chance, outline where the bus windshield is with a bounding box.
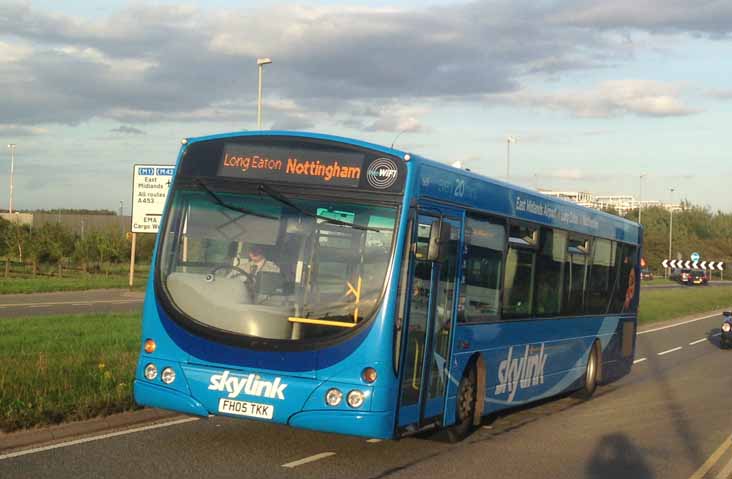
[158,183,398,343]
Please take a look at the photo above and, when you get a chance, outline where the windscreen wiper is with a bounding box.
[194,179,278,220]
[257,183,381,233]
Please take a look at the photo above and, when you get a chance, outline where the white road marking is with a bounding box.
[689,338,707,346]
[658,346,683,356]
[366,438,382,443]
[637,312,725,335]
[0,299,142,309]
[281,452,336,468]
[72,303,91,307]
[688,434,732,479]
[0,417,199,461]
[633,357,647,364]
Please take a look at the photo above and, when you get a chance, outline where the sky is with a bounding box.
[1,0,731,213]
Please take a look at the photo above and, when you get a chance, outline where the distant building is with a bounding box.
[539,191,680,216]
[540,191,596,208]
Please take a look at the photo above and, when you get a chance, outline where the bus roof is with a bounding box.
[182,130,640,243]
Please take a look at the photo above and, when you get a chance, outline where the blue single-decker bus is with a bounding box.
[134,131,641,440]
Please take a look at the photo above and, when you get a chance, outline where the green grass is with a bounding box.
[0,274,148,294]
[0,312,142,433]
[638,285,732,324]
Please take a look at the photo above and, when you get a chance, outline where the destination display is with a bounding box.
[218,143,365,188]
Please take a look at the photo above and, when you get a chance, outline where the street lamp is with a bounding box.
[256,57,272,129]
[667,188,675,278]
[7,143,16,214]
[506,136,516,178]
[638,173,646,223]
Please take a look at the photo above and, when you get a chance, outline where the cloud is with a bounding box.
[0,1,722,130]
[110,125,145,135]
[269,115,316,131]
[705,88,732,99]
[549,0,732,35]
[0,125,48,138]
[492,80,700,118]
[0,1,622,128]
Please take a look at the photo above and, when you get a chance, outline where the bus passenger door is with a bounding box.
[397,213,460,431]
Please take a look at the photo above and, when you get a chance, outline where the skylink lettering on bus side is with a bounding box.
[208,371,288,400]
[494,344,548,402]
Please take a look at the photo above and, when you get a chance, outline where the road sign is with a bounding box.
[662,259,725,271]
[691,252,700,262]
[131,164,175,234]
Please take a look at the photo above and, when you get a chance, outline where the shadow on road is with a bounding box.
[586,433,654,478]
[706,328,723,349]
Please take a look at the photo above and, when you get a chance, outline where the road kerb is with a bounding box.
[688,434,732,479]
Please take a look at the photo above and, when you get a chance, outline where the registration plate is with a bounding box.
[218,398,274,419]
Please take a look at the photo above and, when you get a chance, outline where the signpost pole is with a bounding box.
[129,232,137,289]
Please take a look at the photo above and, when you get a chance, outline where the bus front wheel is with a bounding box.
[447,366,477,442]
[573,342,600,400]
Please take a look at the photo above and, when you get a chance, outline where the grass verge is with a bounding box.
[0,275,147,294]
[0,312,142,433]
[638,285,732,324]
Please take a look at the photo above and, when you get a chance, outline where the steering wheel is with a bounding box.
[205,265,255,284]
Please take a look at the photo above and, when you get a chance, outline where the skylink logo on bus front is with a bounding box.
[208,371,288,400]
[494,344,548,402]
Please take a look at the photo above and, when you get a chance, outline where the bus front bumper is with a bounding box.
[288,410,394,439]
[134,380,209,417]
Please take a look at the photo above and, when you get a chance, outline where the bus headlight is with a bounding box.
[347,390,365,408]
[722,323,731,333]
[325,388,343,406]
[161,367,176,384]
[144,363,158,381]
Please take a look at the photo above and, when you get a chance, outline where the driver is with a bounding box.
[234,245,280,282]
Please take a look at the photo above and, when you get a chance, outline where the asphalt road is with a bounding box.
[3,312,732,479]
[0,289,144,318]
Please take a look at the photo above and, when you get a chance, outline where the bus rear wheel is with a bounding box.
[573,342,599,400]
[447,366,477,442]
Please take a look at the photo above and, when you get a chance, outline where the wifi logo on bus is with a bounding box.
[366,158,399,189]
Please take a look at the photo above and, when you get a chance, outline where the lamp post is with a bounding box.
[638,173,646,223]
[506,136,516,178]
[667,187,675,278]
[256,57,272,129]
[7,143,16,214]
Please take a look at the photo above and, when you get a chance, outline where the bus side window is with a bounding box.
[562,235,590,315]
[586,238,612,314]
[534,229,565,317]
[502,224,537,319]
[460,215,505,323]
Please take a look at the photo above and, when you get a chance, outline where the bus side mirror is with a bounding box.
[427,220,451,263]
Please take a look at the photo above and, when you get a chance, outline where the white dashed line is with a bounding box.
[689,338,707,346]
[0,417,199,461]
[366,438,382,443]
[658,346,683,356]
[633,357,647,364]
[281,452,336,468]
